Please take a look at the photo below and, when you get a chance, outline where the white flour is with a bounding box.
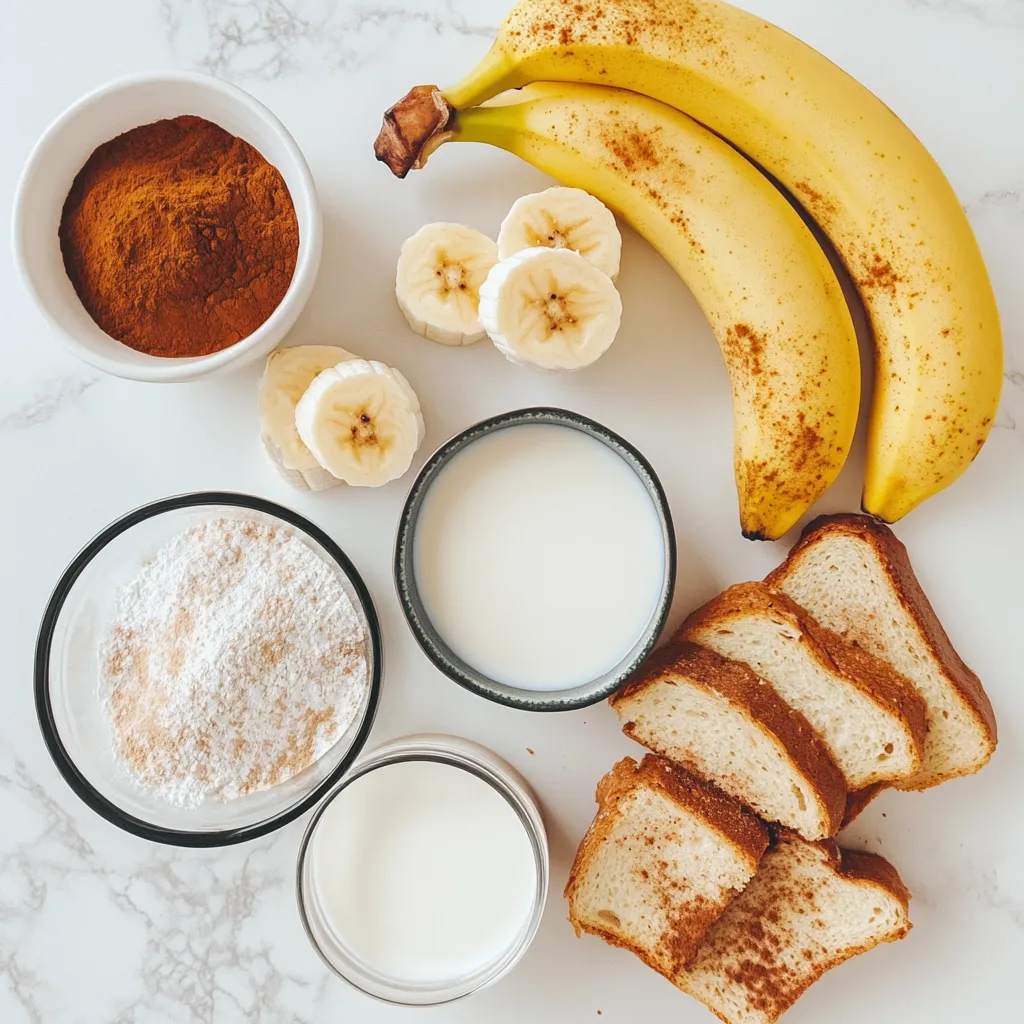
[98,517,368,808]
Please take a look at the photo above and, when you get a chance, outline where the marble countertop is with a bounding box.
[3,1,1022,1021]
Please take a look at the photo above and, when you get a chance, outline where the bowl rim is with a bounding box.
[393,407,677,712]
[11,69,322,383]
[34,491,383,848]
[294,733,550,1006]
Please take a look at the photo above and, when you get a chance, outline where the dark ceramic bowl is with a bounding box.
[394,408,676,712]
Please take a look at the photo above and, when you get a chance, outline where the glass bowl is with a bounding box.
[394,408,677,711]
[34,492,381,847]
[296,734,549,1005]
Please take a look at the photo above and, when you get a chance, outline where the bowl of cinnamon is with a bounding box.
[13,71,322,383]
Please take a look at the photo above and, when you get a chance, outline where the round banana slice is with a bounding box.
[395,222,498,345]
[478,247,623,371]
[258,345,358,491]
[294,359,426,487]
[497,186,621,281]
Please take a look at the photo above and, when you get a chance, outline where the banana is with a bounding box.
[376,0,1002,523]
[497,186,621,280]
[258,345,357,491]
[380,83,860,539]
[294,359,425,487]
[479,245,622,370]
[395,222,498,345]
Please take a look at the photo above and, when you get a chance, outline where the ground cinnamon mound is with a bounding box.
[59,115,299,357]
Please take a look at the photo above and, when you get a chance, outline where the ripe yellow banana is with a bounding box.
[378,0,1002,523]
[380,82,860,540]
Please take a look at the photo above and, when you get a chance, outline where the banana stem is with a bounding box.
[442,47,520,109]
[375,46,521,176]
[374,86,458,178]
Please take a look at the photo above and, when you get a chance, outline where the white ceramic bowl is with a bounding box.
[12,71,322,383]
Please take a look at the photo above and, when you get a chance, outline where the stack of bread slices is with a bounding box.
[567,514,997,1023]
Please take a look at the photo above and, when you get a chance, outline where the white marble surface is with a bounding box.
[3,1,1023,1021]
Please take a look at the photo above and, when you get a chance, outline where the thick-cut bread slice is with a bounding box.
[678,832,912,1024]
[612,640,846,840]
[766,513,997,789]
[681,582,927,790]
[565,756,770,978]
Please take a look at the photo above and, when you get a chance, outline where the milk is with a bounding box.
[308,759,537,984]
[414,423,666,690]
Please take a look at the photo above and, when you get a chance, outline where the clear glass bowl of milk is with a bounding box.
[296,734,548,1005]
[395,408,677,710]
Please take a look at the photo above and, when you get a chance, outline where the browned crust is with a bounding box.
[604,754,770,861]
[681,833,911,1021]
[771,831,911,909]
[766,513,997,784]
[613,640,847,837]
[567,915,682,982]
[837,844,913,911]
[841,783,886,828]
[681,581,928,777]
[565,756,769,976]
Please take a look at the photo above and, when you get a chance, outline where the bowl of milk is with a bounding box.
[296,734,548,1004]
[395,408,676,710]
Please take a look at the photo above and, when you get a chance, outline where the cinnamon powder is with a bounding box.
[59,115,299,358]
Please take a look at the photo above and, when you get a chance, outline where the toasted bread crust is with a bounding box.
[681,832,911,1022]
[596,755,771,863]
[841,783,886,828]
[682,582,928,778]
[837,844,912,909]
[769,830,912,909]
[614,640,847,837]
[766,513,997,785]
[565,756,769,975]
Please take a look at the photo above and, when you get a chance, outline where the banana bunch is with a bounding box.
[381,86,859,540]
[375,0,1003,533]
[395,187,623,371]
[259,346,424,489]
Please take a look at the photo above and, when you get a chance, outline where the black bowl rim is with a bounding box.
[394,408,677,712]
[34,491,383,848]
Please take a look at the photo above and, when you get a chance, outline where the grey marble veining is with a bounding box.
[0,746,324,1024]
[161,0,497,80]
[995,364,1024,433]
[908,0,1024,28]
[5,1,1024,1022]
[966,182,1024,217]
[965,866,1024,930]
[0,374,101,432]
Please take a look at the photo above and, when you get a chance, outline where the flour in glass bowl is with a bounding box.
[98,517,369,808]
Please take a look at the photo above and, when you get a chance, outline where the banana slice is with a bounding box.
[395,222,498,345]
[294,359,425,487]
[478,246,622,370]
[258,345,358,491]
[497,186,621,280]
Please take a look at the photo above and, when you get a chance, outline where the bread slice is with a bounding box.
[681,582,927,790]
[612,640,846,840]
[565,756,770,978]
[766,513,997,789]
[679,832,912,1024]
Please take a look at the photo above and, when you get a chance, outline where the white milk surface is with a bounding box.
[308,760,537,984]
[413,423,666,691]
